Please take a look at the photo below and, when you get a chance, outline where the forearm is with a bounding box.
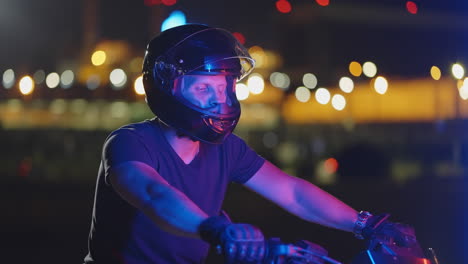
[141,182,209,238]
[288,178,358,232]
[110,161,209,239]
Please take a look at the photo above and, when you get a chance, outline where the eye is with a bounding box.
[195,85,208,92]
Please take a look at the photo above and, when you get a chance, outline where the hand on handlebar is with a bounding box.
[220,223,265,264]
[199,216,265,264]
[362,214,418,247]
[361,213,425,258]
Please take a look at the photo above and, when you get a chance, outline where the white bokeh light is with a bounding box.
[363,61,377,78]
[235,83,249,100]
[331,94,346,111]
[295,86,311,102]
[2,69,15,89]
[459,82,468,100]
[339,77,354,93]
[315,88,331,104]
[110,68,127,89]
[134,76,145,95]
[60,70,75,89]
[374,76,388,94]
[452,63,465,80]
[19,76,34,95]
[46,72,60,89]
[302,73,318,89]
[247,73,265,94]
[270,72,290,90]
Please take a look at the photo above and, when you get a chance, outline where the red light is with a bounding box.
[406,1,418,14]
[232,32,246,45]
[276,0,292,13]
[144,0,162,6]
[162,0,177,6]
[316,0,330,7]
[324,158,339,174]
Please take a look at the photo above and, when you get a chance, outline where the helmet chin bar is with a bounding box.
[202,116,238,134]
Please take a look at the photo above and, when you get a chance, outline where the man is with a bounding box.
[84,24,415,264]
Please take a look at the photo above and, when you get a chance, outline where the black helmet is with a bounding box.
[143,24,255,144]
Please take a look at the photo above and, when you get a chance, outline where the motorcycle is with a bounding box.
[257,235,439,264]
[216,212,439,264]
[215,234,439,264]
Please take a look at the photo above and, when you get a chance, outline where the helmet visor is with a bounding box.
[154,28,255,83]
[172,74,240,118]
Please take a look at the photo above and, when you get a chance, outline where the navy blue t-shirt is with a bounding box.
[84,119,265,264]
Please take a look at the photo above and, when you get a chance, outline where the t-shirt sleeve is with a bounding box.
[102,127,154,185]
[227,134,265,184]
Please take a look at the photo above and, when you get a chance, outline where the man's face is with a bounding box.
[177,75,236,114]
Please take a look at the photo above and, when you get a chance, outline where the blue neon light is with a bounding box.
[161,10,186,32]
[366,250,377,264]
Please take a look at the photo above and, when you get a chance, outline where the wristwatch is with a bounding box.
[353,211,373,239]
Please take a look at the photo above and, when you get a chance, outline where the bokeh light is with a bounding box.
[235,83,249,100]
[459,82,468,100]
[295,86,311,102]
[363,61,377,77]
[276,0,292,13]
[161,0,177,6]
[33,70,46,84]
[374,76,388,94]
[134,75,145,95]
[303,73,318,89]
[316,0,330,6]
[315,88,331,104]
[46,72,60,89]
[349,61,362,77]
[91,50,106,66]
[315,0,330,6]
[232,32,246,45]
[331,94,346,111]
[2,69,15,89]
[339,77,354,93]
[430,66,441,80]
[19,76,34,95]
[110,68,127,89]
[324,157,338,174]
[452,63,465,80]
[247,73,265,94]
[60,70,74,89]
[406,1,418,14]
[161,10,186,32]
[270,72,290,90]
[249,46,266,68]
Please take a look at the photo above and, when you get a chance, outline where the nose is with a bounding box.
[209,87,227,106]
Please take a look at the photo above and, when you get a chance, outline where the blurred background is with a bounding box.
[0,0,467,263]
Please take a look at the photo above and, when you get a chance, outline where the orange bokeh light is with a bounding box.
[324,158,339,174]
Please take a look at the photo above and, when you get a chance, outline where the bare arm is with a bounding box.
[109,160,209,238]
[244,161,358,232]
